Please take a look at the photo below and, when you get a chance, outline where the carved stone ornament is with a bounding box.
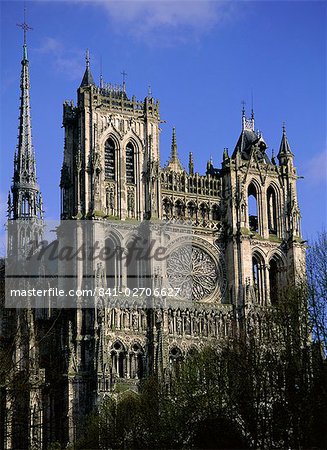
[166,245,222,301]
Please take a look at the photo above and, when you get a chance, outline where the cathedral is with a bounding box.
[0,33,306,449]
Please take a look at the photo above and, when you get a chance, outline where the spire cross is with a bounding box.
[17,6,33,46]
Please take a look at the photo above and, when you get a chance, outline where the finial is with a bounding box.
[85,49,90,68]
[241,100,246,116]
[172,127,176,145]
[167,127,183,172]
[282,122,286,135]
[251,90,254,119]
[121,70,127,91]
[210,154,213,165]
[7,192,11,218]
[148,85,152,97]
[170,127,177,160]
[17,3,33,57]
[206,157,213,174]
[189,152,194,175]
[100,56,103,88]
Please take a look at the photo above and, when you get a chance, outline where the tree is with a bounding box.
[307,230,327,353]
[63,233,327,449]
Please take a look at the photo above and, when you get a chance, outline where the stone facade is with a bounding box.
[0,47,306,449]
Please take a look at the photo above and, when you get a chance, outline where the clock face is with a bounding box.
[166,245,225,302]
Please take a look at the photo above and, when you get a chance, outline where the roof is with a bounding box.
[278,128,294,160]
[232,129,270,164]
[80,65,95,87]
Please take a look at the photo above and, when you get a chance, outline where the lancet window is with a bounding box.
[248,183,259,233]
[104,138,115,180]
[126,142,135,184]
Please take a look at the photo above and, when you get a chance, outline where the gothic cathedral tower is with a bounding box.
[222,108,305,326]
[60,56,306,444]
[61,52,160,221]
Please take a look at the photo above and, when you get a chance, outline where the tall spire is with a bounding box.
[166,127,183,173]
[9,13,43,220]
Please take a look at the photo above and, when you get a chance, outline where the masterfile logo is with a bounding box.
[5,218,199,309]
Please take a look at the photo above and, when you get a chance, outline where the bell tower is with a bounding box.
[223,108,306,317]
[61,52,161,221]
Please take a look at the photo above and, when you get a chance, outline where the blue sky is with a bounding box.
[0,0,326,251]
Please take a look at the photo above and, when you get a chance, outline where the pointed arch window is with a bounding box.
[104,138,115,180]
[269,255,284,305]
[169,346,183,377]
[111,341,126,378]
[267,186,277,235]
[175,199,184,218]
[126,236,149,289]
[248,183,258,233]
[130,343,144,379]
[126,142,135,184]
[163,198,172,219]
[212,204,220,221]
[199,203,208,220]
[187,201,196,219]
[252,252,265,304]
[105,235,122,289]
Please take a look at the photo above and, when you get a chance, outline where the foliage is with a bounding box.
[2,234,327,449]
[73,272,327,449]
[307,230,327,353]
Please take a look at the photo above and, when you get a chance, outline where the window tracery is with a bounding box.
[269,254,285,305]
[129,343,144,379]
[252,252,265,304]
[267,186,277,234]
[167,246,218,301]
[104,138,115,180]
[248,183,259,233]
[111,341,126,378]
[126,142,135,184]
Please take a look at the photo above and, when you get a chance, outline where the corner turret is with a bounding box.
[80,49,95,87]
[277,123,294,166]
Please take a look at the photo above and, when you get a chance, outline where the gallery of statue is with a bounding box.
[0,39,306,449]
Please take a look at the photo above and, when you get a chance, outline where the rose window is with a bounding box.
[166,246,218,301]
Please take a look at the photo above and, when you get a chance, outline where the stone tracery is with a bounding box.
[167,245,218,301]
